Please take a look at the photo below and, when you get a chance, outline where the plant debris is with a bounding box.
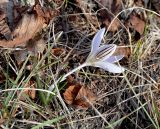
[129,13,145,35]
[17,80,36,100]
[98,0,122,32]
[63,79,96,109]
[0,0,160,128]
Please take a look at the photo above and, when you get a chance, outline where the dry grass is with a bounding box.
[1,0,160,129]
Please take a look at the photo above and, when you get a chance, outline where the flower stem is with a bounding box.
[48,63,87,95]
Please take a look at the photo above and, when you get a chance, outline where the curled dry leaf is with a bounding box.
[63,80,96,109]
[17,80,36,100]
[129,14,145,35]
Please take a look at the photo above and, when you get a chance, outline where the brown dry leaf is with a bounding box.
[98,0,122,32]
[0,13,46,47]
[14,38,46,64]
[63,85,81,105]
[27,38,46,55]
[0,8,12,40]
[129,14,145,35]
[0,3,58,48]
[104,18,120,32]
[13,13,46,41]
[63,82,96,109]
[33,4,57,24]
[24,80,36,100]
[152,64,159,72]
[73,86,97,109]
[18,80,36,100]
[114,46,131,58]
[52,48,65,56]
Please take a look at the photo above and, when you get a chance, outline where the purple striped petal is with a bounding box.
[95,44,117,61]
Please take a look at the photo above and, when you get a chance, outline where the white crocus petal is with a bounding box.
[91,28,106,54]
[94,61,125,73]
[95,44,117,61]
[105,55,124,63]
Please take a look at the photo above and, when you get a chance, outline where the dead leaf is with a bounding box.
[18,80,36,100]
[33,4,57,24]
[24,80,36,100]
[104,18,120,32]
[152,64,159,72]
[113,46,131,58]
[0,4,58,48]
[0,8,12,40]
[63,81,96,109]
[52,48,65,56]
[13,13,45,40]
[129,14,145,35]
[98,0,122,32]
[27,38,46,55]
[0,13,45,47]
[134,0,144,7]
[14,36,46,63]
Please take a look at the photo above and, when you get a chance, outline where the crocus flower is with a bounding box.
[84,28,125,73]
[48,28,125,95]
